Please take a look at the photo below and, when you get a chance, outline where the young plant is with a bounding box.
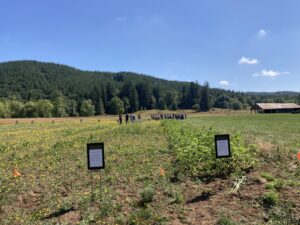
[139,186,155,205]
[262,191,279,206]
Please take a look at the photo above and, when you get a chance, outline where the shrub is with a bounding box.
[169,102,178,110]
[192,103,200,111]
[158,98,167,110]
[265,180,284,191]
[162,120,257,178]
[164,186,184,204]
[108,97,124,115]
[140,186,155,204]
[80,99,95,116]
[0,101,10,118]
[262,191,279,206]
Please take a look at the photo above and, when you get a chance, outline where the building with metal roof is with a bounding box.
[252,103,300,113]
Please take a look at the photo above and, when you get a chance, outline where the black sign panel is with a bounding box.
[215,134,231,158]
[87,143,105,170]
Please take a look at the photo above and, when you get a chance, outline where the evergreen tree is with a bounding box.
[184,82,200,109]
[96,98,105,115]
[128,83,139,113]
[200,81,210,112]
[214,95,231,109]
[91,87,105,115]
[158,98,167,110]
[122,81,139,113]
[122,97,130,113]
[101,85,108,112]
[164,90,178,109]
[153,86,161,102]
[179,86,188,108]
[106,82,119,101]
[67,99,78,116]
[170,102,178,110]
[149,96,156,109]
[136,81,152,109]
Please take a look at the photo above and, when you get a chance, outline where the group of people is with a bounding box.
[151,113,187,120]
[118,113,187,124]
[118,113,141,124]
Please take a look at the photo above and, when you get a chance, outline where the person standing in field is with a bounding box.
[119,115,122,124]
[125,113,129,124]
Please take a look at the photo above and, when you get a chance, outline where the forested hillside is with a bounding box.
[0,60,299,118]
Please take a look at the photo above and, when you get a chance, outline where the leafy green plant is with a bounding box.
[262,191,280,206]
[260,172,275,182]
[127,208,154,225]
[139,186,155,205]
[266,179,284,191]
[268,202,300,224]
[162,120,257,178]
[164,186,184,204]
[265,182,275,190]
[215,214,236,225]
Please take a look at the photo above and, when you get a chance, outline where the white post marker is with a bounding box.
[215,134,231,158]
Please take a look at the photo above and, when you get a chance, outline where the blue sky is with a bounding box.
[1,0,300,92]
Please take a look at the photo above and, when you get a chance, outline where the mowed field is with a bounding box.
[0,112,299,225]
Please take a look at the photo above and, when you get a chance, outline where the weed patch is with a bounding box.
[139,186,155,205]
[215,214,236,225]
[260,172,275,182]
[162,120,257,179]
[262,191,280,207]
[267,202,300,224]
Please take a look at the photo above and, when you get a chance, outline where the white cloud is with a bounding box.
[219,80,229,85]
[135,15,165,26]
[150,15,163,23]
[257,29,268,38]
[238,56,259,65]
[115,17,127,22]
[252,69,289,78]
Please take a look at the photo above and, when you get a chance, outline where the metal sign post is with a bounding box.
[87,143,105,202]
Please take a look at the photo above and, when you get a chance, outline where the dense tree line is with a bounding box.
[0,60,299,118]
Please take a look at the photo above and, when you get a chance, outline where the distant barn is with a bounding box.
[252,103,300,113]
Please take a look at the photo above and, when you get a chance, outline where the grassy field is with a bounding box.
[0,113,299,224]
[189,114,300,147]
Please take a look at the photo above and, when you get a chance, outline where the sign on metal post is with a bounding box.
[87,143,105,202]
[215,134,231,158]
[87,143,105,170]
